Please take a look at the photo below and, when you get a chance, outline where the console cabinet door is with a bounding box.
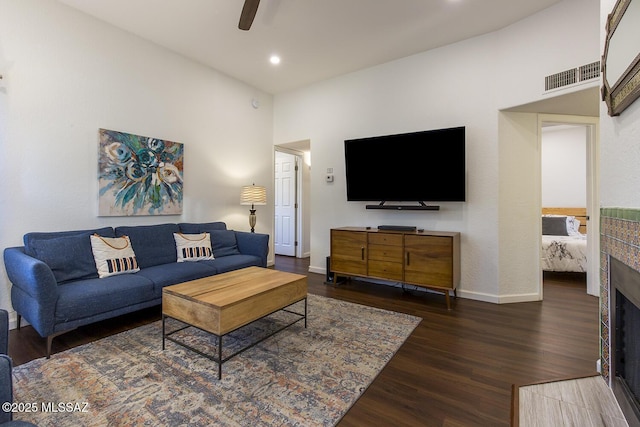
[330,230,367,276]
[404,235,453,289]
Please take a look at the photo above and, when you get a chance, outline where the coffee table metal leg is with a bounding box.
[163,297,306,380]
[218,335,223,380]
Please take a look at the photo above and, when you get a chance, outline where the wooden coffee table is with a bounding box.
[161,266,307,379]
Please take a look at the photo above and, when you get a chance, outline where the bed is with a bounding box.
[541,207,588,273]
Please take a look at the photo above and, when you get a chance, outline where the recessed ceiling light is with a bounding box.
[270,55,281,65]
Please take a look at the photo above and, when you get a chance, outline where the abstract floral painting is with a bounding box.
[98,129,183,216]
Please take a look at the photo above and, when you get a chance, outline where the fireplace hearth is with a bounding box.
[611,256,640,425]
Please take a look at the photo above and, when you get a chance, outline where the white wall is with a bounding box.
[275,35,501,300]
[541,125,587,207]
[496,0,600,110]
[600,0,640,208]
[0,0,274,315]
[274,0,600,302]
[498,112,542,301]
[494,0,599,302]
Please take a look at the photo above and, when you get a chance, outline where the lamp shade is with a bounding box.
[240,185,267,205]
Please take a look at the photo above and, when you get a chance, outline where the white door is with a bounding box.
[275,151,297,256]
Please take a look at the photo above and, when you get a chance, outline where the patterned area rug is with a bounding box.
[12,294,421,426]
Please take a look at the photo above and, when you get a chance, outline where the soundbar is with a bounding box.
[365,204,440,211]
[378,225,417,232]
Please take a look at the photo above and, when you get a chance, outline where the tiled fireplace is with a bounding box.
[601,208,640,424]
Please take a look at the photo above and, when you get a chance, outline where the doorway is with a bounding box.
[274,142,311,258]
[497,88,599,303]
[274,150,298,256]
[539,115,599,297]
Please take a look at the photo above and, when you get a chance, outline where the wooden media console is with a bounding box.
[330,227,460,309]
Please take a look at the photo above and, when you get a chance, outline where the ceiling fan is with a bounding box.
[239,0,261,31]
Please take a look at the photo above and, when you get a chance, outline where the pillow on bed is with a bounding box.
[542,216,569,236]
[566,216,582,236]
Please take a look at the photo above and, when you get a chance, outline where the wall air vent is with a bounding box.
[544,60,601,92]
[545,68,577,91]
[579,61,601,81]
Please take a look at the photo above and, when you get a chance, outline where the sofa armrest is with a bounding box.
[234,232,269,267]
[3,247,59,337]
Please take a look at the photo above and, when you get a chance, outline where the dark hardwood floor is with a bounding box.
[8,258,599,426]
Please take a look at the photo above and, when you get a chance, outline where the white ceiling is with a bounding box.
[57,0,564,94]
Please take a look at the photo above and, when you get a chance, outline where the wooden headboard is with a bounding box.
[542,207,587,234]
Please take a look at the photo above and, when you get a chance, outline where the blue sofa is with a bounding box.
[3,222,269,358]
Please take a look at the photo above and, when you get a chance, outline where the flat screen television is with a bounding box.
[344,126,465,206]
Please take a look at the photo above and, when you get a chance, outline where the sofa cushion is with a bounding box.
[90,235,140,278]
[235,231,269,267]
[115,224,179,268]
[55,274,155,322]
[199,254,263,274]
[24,227,115,284]
[178,222,227,234]
[210,230,241,257]
[136,263,217,296]
[174,233,214,262]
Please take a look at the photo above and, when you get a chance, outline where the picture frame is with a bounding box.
[602,0,640,116]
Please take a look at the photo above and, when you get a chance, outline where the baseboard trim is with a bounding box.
[304,268,540,304]
[456,290,541,304]
[455,290,499,303]
[498,293,541,304]
[308,266,325,275]
[6,310,29,330]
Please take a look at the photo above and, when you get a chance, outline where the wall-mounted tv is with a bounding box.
[344,126,465,208]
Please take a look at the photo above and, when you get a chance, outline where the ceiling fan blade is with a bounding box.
[239,0,261,31]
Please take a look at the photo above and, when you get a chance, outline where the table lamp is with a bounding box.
[240,184,267,232]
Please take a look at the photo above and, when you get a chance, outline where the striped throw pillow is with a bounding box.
[174,233,215,262]
[90,234,140,278]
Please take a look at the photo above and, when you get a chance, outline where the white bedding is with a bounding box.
[541,234,587,272]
